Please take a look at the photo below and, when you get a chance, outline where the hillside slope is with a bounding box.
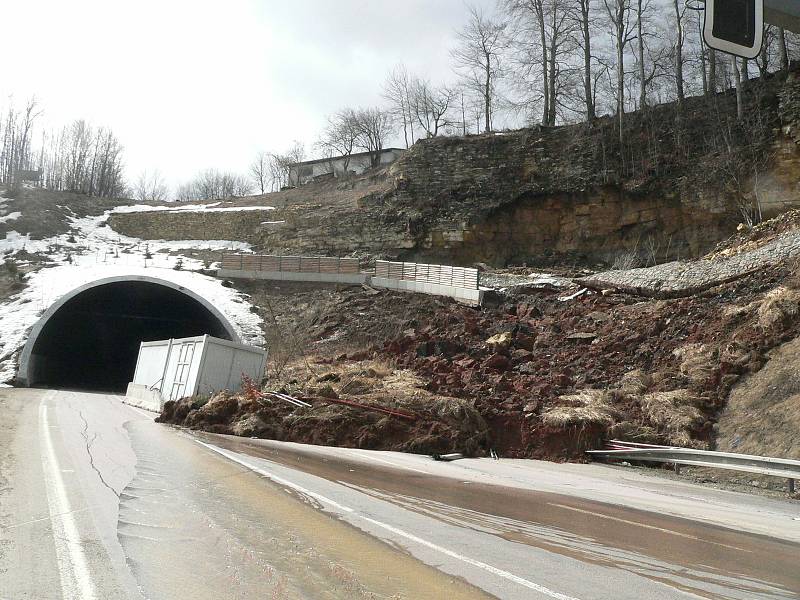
[111,69,800,267]
[159,209,800,493]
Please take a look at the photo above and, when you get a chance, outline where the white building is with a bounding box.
[288,148,405,186]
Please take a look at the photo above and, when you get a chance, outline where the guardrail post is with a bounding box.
[789,478,796,494]
[673,462,681,475]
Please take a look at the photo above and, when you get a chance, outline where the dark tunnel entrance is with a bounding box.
[23,279,234,391]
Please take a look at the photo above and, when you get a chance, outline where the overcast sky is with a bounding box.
[3,0,496,188]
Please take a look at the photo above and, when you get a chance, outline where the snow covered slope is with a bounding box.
[0,196,265,385]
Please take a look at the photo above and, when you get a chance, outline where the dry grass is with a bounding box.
[541,390,620,428]
[720,300,757,321]
[617,369,651,395]
[610,249,641,271]
[756,286,800,329]
[716,336,800,461]
[306,360,485,426]
[673,343,717,384]
[639,389,704,447]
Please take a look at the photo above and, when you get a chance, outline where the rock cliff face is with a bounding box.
[374,71,800,266]
[109,71,800,267]
[377,132,728,265]
[108,209,274,244]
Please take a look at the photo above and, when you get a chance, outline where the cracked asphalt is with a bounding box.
[1,388,799,600]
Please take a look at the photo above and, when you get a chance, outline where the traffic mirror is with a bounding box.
[703,0,764,59]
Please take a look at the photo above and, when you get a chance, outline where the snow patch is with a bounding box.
[0,201,267,384]
[558,288,590,302]
[110,203,275,214]
[527,273,561,286]
[0,211,19,224]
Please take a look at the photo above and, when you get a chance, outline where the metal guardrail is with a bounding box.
[221,254,361,274]
[588,440,800,493]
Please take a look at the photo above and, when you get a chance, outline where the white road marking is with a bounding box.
[196,440,581,600]
[547,503,749,552]
[125,404,157,419]
[352,450,433,475]
[39,401,97,600]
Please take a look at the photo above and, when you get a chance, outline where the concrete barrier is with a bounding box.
[125,383,164,412]
[218,255,483,304]
[370,276,483,305]
[217,268,368,285]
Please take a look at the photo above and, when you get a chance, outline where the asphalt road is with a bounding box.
[1,388,798,600]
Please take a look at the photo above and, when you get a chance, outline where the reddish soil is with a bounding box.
[374,264,800,457]
[160,257,800,459]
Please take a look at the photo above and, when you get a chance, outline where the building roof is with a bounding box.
[290,148,405,169]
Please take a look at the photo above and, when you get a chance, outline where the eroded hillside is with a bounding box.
[160,210,800,493]
[112,69,800,268]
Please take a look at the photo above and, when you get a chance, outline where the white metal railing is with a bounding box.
[375,260,479,290]
[221,254,360,274]
[588,440,800,493]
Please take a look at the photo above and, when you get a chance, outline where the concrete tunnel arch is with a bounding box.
[18,275,240,391]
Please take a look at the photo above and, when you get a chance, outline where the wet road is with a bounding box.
[1,388,799,599]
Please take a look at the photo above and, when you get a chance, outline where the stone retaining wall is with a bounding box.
[109,209,275,243]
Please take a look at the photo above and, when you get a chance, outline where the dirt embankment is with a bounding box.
[160,220,800,463]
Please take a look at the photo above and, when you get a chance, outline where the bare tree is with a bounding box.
[693,10,708,96]
[634,0,648,108]
[250,151,270,194]
[502,0,577,126]
[315,109,359,173]
[708,48,718,96]
[266,141,305,189]
[732,55,744,120]
[778,27,790,71]
[574,0,596,120]
[0,97,42,187]
[452,5,507,132]
[410,78,457,137]
[33,119,127,197]
[382,65,416,147]
[671,0,687,106]
[177,169,251,201]
[15,98,41,177]
[352,108,394,167]
[602,0,635,145]
[756,26,777,77]
[630,0,668,109]
[133,170,169,202]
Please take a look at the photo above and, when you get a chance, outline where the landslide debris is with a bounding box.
[161,213,800,463]
[158,360,489,456]
[578,211,800,298]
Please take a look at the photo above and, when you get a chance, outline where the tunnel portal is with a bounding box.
[19,277,237,391]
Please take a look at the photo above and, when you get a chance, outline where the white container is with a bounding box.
[126,335,267,411]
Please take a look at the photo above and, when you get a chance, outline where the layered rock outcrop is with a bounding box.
[109,70,800,267]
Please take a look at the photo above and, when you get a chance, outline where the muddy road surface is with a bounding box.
[1,388,798,599]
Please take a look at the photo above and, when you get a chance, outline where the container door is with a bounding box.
[168,341,196,401]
